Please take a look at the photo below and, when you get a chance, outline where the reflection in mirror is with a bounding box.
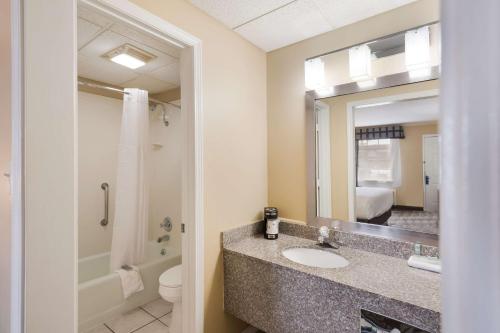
[315,82,440,235]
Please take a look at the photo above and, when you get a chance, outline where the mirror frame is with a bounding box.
[305,23,441,246]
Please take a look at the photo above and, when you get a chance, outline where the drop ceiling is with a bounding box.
[78,6,181,94]
[190,0,418,52]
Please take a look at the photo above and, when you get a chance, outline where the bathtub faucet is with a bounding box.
[157,234,170,243]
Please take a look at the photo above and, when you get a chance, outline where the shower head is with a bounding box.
[148,103,169,126]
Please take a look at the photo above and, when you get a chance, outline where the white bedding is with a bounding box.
[356,187,394,220]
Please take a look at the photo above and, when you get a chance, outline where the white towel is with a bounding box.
[116,265,144,299]
[407,255,442,273]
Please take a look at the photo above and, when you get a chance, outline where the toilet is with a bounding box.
[159,264,182,333]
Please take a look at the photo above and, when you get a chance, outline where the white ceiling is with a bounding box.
[354,96,439,127]
[78,6,181,94]
[190,0,418,52]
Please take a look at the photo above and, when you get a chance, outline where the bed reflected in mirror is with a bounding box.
[314,81,440,235]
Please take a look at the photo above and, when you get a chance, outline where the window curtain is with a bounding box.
[357,139,401,188]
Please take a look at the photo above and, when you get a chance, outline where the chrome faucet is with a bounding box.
[157,234,170,243]
[317,226,341,249]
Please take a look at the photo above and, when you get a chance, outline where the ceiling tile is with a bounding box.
[235,0,332,51]
[312,0,417,29]
[78,5,114,28]
[77,18,103,49]
[190,0,294,28]
[78,54,138,86]
[120,76,178,94]
[110,24,181,59]
[149,63,180,86]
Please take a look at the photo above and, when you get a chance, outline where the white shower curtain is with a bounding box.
[110,88,150,271]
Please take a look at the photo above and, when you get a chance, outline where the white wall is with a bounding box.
[24,0,77,331]
[0,0,11,331]
[78,92,181,259]
[148,102,182,251]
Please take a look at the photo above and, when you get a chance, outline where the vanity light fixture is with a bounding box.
[356,78,376,88]
[104,44,156,70]
[305,58,326,91]
[349,44,376,88]
[315,86,334,97]
[405,26,431,79]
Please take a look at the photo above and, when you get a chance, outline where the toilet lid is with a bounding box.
[159,265,182,288]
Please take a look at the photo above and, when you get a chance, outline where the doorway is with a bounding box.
[17,1,204,332]
[423,134,440,213]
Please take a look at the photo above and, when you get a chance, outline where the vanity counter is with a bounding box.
[223,223,441,333]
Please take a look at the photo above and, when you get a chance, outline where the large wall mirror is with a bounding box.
[306,22,441,243]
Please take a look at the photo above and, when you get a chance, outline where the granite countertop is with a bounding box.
[224,233,441,313]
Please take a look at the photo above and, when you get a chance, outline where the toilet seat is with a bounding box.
[159,264,182,288]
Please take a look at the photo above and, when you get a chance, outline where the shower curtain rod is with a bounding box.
[77,80,181,110]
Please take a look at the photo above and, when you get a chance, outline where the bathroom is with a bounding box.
[77,4,184,332]
[1,1,499,333]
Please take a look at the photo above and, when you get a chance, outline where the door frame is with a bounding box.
[78,2,205,332]
[13,0,204,332]
[422,134,439,212]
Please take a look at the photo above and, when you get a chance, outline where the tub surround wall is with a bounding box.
[223,222,440,332]
[78,92,182,259]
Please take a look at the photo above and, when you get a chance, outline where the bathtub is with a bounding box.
[78,241,181,332]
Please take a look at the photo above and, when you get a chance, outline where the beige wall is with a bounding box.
[268,0,439,222]
[0,0,11,331]
[325,80,439,221]
[396,123,438,207]
[129,1,268,332]
[78,92,182,259]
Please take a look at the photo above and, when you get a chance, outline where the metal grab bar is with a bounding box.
[100,182,109,226]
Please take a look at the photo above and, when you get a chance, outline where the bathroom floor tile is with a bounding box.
[82,324,113,333]
[105,308,155,333]
[158,312,172,327]
[140,298,173,318]
[133,320,168,333]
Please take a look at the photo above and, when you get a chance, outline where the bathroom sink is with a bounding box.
[282,247,349,269]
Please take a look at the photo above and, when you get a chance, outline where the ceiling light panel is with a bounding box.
[78,54,138,85]
[80,31,176,74]
[190,0,294,28]
[104,44,156,70]
[235,0,331,52]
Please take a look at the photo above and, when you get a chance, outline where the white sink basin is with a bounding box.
[282,247,349,269]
